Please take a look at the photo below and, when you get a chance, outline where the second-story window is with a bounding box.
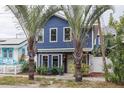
[50,28,57,42]
[38,29,44,42]
[63,27,71,42]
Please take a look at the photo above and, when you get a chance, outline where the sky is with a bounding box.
[0,5,124,38]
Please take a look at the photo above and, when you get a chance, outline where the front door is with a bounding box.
[63,54,67,73]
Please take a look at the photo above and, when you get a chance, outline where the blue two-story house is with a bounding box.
[36,14,99,73]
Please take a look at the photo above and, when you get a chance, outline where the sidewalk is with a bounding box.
[0,73,105,81]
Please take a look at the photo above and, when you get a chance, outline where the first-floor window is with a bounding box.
[43,56,48,67]
[8,49,13,58]
[52,56,59,67]
[3,48,13,58]
[3,49,7,58]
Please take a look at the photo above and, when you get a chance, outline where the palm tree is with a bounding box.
[7,5,61,80]
[61,5,113,82]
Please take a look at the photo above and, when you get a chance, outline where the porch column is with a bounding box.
[49,55,51,68]
[59,54,63,67]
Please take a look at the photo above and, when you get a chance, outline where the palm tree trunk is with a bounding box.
[28,37,36,80]
[98,18,109,81]
[73,40,83,82]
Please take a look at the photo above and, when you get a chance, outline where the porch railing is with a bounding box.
[0,64,22,75]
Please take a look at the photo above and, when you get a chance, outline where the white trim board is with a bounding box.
[37,48,93,52]
[0,41,27,48]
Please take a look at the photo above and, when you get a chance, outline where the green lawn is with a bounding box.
[0,76,123,88]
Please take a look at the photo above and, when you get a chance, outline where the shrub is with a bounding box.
[107,63,112,69]
[41,66,48,75]
[36,66,64,75]
[51,67,59,75]
[107,73,120,84]
[21,62,36,73]
[81,64,89,76]
[58,66,64,75]
[21,62,29,73]
[36,67,42,75]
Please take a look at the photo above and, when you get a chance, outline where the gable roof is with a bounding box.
[0,38,26,45]
[54,12,67,21]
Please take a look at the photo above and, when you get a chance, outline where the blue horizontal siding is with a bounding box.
[36,15,93,50]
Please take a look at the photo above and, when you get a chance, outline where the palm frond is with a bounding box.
[62,5,114,48]
[7,5,61,40]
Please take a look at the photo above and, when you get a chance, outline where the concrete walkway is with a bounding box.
[0,73,105,81]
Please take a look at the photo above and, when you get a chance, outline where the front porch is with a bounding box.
[0,58,22,74]
[0,58,18,65]
[0,64,22,75]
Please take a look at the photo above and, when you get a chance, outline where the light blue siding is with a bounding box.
[18,44,27,56]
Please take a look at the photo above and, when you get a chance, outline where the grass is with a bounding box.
[0,76,35,85]
[0,76,123,88]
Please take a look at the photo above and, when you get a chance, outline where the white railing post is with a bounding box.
[0,64,22,74]
[3,65,5,74]
[14,65,16,75]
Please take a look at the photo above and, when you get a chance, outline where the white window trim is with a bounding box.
[51,54,59,68]
[49,28,58,42]
[38,29,44,43]
[42,54,49,68]
[63,27,71,42]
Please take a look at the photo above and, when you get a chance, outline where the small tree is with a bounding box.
[107,13,124,84]
[108,28,124,84]
[61,5,113,82]
[8,5,61,80]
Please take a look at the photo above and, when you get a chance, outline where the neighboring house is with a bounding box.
[90,26,116,74]
[94,26,116,47]
[36,14,99,74]
[0,38,28,65]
